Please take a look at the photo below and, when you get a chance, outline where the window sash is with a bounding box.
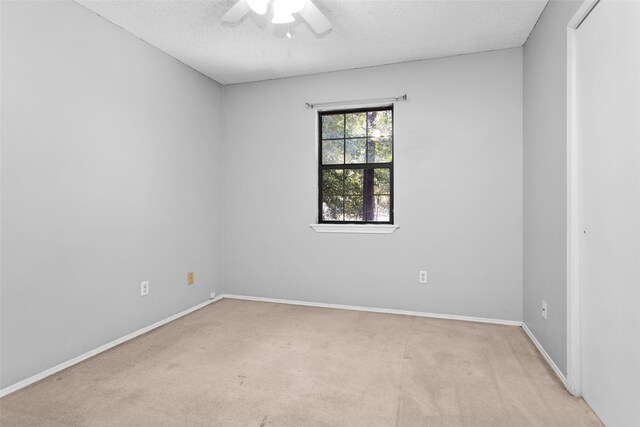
[318,106,394,224]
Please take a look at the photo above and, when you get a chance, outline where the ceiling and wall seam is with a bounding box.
[74,1,226,86]
[222,46,526,86]
[523,0,552,47]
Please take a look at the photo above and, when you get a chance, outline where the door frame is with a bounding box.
[565,0,600,398]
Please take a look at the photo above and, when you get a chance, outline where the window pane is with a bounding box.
[367,110,392,139]
[373,195,391,222]
[374,138,392,163]
[322,196,344,221]
[322,114,344,139]
[322,169,343,196]
[345,138,366,164]
[344,196,364,221]
[322,140,344,165]
[374,168,390,194]
[367,138,392,163]
[345,169,364,195]
[345,112,366,137]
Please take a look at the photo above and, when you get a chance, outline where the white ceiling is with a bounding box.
[77,0,548,85]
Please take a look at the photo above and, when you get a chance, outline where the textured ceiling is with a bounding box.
[77,0,547,85]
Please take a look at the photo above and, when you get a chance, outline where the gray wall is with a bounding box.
[223,48,523,321]
[523,0,581,376]
[0,1,224,388]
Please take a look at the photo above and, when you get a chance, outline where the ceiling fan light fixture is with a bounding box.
[222,0,331,35]
[272,0,295,24]
[246,0,269,15]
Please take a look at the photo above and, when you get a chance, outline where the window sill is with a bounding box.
[310,224,399,234]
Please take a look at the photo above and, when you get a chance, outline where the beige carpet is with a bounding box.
[1,299,601,426]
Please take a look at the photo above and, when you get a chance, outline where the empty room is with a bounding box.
[1,0,638,425]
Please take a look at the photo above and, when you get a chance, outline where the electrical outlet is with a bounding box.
[542,300,548,319]
[210,292,216,300]
[188,272,194,286]
[140,281,149,296]
[419,270,428,284]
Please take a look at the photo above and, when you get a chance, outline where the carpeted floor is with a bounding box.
[1,299,601,426]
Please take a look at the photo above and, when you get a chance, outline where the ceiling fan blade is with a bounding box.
[222,0,251,23]
[299,0,332,34]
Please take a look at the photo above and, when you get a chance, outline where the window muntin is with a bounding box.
[318,106,393,224]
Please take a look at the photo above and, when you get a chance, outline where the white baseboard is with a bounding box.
[522,323,568,388]
[0,296,223,398]
[222,294,524,327]
[1,293,538,399]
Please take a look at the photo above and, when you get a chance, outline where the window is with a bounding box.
[318,106,393,224]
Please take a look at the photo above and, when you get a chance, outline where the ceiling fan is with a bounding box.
[221,0,332,35]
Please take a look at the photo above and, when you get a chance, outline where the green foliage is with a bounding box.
[367,110,392,163]
[322,140,343,164]
[345,113,366,137]
[322,114,344,139]
[374,195,391,221]
[373,138,392,163]
[374,168,390,194]
[322,169,343,196]
[322,196,343,220]
[345,138,366,164]
[344,196,364,221]
[368,110,392,139]
[321,167,390,221]
[345,169,363,195]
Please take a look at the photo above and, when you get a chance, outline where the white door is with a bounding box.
[576,0,640,425]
